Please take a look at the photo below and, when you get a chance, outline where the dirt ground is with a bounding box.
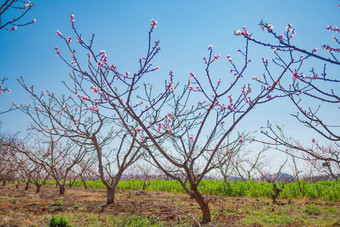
[0,183,339,226]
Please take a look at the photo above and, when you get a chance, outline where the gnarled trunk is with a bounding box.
[106,188,115,205]
[193,188,211,224]
[2,177,6,187]
[59,185,65,195]
[36,184,42,193]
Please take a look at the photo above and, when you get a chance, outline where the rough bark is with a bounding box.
[106,188,115,205]
[36,184,42,193]
[59,185,65,195]
[193,188,211,223]
[2,177,6,187]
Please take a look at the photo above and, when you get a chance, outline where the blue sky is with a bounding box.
[1,0,339,171]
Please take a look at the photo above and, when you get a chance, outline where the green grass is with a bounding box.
[44,178,340,201]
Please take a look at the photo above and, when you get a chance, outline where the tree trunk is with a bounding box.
[106,188,115,205]
[25,181,30,190]
[36,184,42,193]
[59,185,65,195]
[142,181,146,190]
[193,189,211,224]
[82,179,87,189]
[2,177,6,187]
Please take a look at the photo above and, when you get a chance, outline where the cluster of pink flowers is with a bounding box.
[56,30,62,36]
[91,85,99,94]
[234,26,252,38]
[241,84,252,94]
[53,47,61,56]
[227,55,232,62]
[322,43,340,53]
[157,123,162,132]
[210,54,221,64]
[0,86,10,95]
[251,76,260,81]
[77,94,89,101]
[150,19,157,28]
[293,72,299,80]
[168,82,174,91]
[67,36,72,43]
[70,13,75,23]
[77,36,83,44]
[87,53,92,63]
[326,25,340,33]
[36,106,42,112]
[189,136,194,140]
[239,134,244,143]
[87,105,98,112]
[24,1,31,7]
[96,50,108,68]
[97,61,103,68]
[267,24,274,31]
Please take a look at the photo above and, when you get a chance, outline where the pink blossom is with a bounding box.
[293,72,299,79]
[235,30,242,36]
[87,105,98,112]
[150,19,157,28]
[267,24,273,30]
[189,136,194,140]
[168,82,174,91]
[77,37,83,43]
[56,30,62,36]
[97,61,103,68]
[188,85,194,91]
[70,13,75,23]
[24,1,31,7]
